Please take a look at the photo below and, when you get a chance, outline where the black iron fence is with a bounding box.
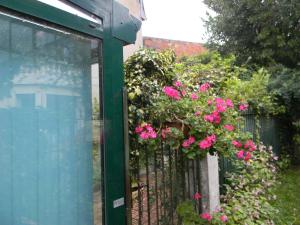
[129,142,202,225]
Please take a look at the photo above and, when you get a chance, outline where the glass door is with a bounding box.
[0,9,103,225]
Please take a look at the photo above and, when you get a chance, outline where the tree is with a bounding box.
[204,0,300,68]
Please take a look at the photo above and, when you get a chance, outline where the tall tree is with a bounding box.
[204,0,300,68]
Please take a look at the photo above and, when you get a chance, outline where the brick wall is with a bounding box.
[143,37,207,58]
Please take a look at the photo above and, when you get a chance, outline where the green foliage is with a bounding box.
[125,48,176,130]
[220,146,278,224]
[268,65,300,119]
[204,0,300,68]
[177,145,279,225]
[271,166,300,225]
[223,68,285,115]
[152,81,252,159]
[125,48,176,168]
[175,52,282,115]
[175,52,237,88]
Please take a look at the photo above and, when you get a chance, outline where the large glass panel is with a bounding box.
[0,10,103,225]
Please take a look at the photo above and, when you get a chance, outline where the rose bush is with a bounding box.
[177,145,279,225]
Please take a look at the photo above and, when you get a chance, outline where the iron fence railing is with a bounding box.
[129,142,202,225]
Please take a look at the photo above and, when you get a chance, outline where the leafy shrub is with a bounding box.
[177,145,279,225]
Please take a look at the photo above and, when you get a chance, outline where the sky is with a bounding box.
[142,0,215,43]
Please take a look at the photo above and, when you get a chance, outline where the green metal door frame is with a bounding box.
[0,1,140,225]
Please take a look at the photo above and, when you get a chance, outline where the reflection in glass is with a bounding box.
[0,11,102,225]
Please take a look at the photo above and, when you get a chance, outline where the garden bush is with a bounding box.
[125,49,283,224]
[177,145,279,225]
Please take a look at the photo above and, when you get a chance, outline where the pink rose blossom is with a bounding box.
[212,111,221,124]
[244,152,251,161]
[163,86,181,100]
[201,212,212,221]
[181,90,186,96]
[226,99,234,108]
[216,104,227,113]
[182,136,196,148]
[195,111,201,116]
[188,136,196,144]
[136,124,157,140]
[244,140,257,151]
[239,103,248,111]
[140,132,149,140]
[207,134,216,143]
[204,111,221,124]
[174,81,182,87]
[224,124,235,131]
[182,140,191,148]
[135,126,143,134]
[199,134,216,150]
[193,192,202,200]
[199,83,211,92]
[149,131,157,139]
[220,215,228,222]
[204,114,214,123]
[232,140,242,148]
[191,93,199,100]
[215,98,227,113]
[236,150,245,159]
[207,99,213,105]
[199,139,212,149]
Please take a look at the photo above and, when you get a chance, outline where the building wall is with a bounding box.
[117,0,144,60]
[143,37,207,58]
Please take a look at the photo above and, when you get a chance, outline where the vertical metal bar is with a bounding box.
[145,146,151,225]
[180,150,186,200]
[187,160,190,199]
[168,146,174,225]
[192,160,196,211]
[161,142,166,220]
[137,157,142,225]
[154,151,159,225]
[196,156,201,214]
[123,88,132,225]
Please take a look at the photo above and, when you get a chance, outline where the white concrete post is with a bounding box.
[200,154,220,213]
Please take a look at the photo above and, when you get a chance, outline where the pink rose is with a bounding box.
[220,215,228,222]
[204,114,214,123]
[199,83,211,92]
[182,140,191,148]
[244,140,256,151]
[163,86,181,100]
[188,136,196,144]
[195,111,201,116]
[140,132,149,140]
[239,103,248,111]
[244,152,251,161]
[174,81,182,87]
[224,124,235,131]
[232,140,242,148]
[191,93,198,100]
[199,139,212,149]
[199,134,216,150]
[201,212,212,221]
[236,150,245,159]
[135,126,143,134]
[226,99,234,108]
[193,192,202,200]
